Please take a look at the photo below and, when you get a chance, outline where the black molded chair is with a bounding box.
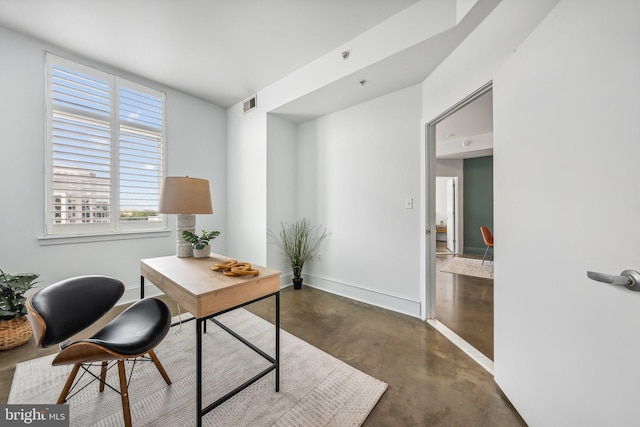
[26,276,172,427]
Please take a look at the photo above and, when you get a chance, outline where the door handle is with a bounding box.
[586,270,640,292]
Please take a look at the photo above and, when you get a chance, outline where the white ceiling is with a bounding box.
[437,90,493,140]
[0,0,503,150]
[270,0,502,123]
[0,0,420,107]
[436,89,494,159]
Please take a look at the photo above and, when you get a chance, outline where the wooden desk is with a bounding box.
[140,254,281,427]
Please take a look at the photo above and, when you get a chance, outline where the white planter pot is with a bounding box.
[193,246,210,258]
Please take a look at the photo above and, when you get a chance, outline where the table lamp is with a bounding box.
[159,176,213,257]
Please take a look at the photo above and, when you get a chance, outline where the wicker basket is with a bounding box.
[0,316,33,351]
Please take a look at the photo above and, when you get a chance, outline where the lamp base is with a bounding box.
[176,214,195,257]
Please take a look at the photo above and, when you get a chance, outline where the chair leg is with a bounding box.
[57,363,81,404]
[99,361,108,392]
[117,360,132,427]
[148,349,172,385]
[482,245,490,265]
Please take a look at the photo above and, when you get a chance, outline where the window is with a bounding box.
[45,53,166,237]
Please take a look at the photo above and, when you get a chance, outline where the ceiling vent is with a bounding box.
[243,95,257,114]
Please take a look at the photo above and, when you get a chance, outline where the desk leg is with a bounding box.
[196,318,203,427]
[140,276,145,299]
[276,291,280,392]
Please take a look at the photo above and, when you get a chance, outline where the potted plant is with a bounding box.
[0,268,39,350]
[268,218,329,289]
[182,229,221,258]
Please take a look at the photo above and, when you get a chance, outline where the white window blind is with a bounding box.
[45,53,166,236]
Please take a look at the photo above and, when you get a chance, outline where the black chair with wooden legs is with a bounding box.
[26,275,172,427]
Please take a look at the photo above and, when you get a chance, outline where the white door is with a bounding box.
[446,178,456,252]
[492,2,640,426]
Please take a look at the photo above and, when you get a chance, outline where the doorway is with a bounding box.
[425,83,494,371]
[435,176,459,254]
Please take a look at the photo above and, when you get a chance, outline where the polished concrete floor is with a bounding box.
[247,287,521,426]
[435,242,494,360]
[1,287,522,426]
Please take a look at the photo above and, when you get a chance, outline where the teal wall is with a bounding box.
[463,156,493,255]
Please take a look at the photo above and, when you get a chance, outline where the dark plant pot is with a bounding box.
[292,277,303,290]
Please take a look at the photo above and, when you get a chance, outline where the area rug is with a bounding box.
[441,256,494,279]
[8,309,387,426]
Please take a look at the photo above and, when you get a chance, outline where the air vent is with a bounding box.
[243,95,257,114]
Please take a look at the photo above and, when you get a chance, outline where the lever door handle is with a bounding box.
[587,270,640,291]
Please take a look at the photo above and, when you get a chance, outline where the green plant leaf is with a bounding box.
[0,268,39,317]
[181,230,221,249]
[267,218,329,279]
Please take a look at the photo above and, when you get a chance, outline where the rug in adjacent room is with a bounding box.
[9,309,387,426]
[441,256,494,279]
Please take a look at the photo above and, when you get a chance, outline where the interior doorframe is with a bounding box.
[421,81,494,372]
[423,81,492,319]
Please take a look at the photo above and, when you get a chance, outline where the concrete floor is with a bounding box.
[246,287,522,426]
[1,286,523,426]
[435,247,494,360]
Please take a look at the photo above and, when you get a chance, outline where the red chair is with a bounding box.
[480,226,494,264]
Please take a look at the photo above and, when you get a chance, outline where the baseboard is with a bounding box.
[125,273,421,319]
[301,274,421,318]
[426,319,494,374]
[279,272,294,288]
[127,271,492,377]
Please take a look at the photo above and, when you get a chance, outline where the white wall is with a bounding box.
[165,90,228,260]
[493,1,640,425]
[419,0,560,319]
[457,0,479,23]
[226,0,457,267]
[435,158,464,177]
[226,103,268,264]
[266,114,297,282]
[296,85,422,315]
[435,159,464,249]
[435,178,449,226]
[421,0,560,120]
[0,26,227,302]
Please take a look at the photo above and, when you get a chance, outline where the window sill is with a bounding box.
[38,229,171,246]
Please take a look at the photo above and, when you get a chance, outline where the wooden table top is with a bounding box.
[141,254,281,319]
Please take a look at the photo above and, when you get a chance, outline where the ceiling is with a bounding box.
[0,0,501,148]
[436,89,494,159]
[0,0,420,107]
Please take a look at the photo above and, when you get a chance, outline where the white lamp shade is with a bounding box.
[159,176,213,214]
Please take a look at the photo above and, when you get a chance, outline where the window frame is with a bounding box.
[44,53,168,238]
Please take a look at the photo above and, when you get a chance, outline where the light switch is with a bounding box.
[405,197,414,209]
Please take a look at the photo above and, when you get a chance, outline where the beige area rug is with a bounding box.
[9,309,387,426]
[441,256,494,279]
